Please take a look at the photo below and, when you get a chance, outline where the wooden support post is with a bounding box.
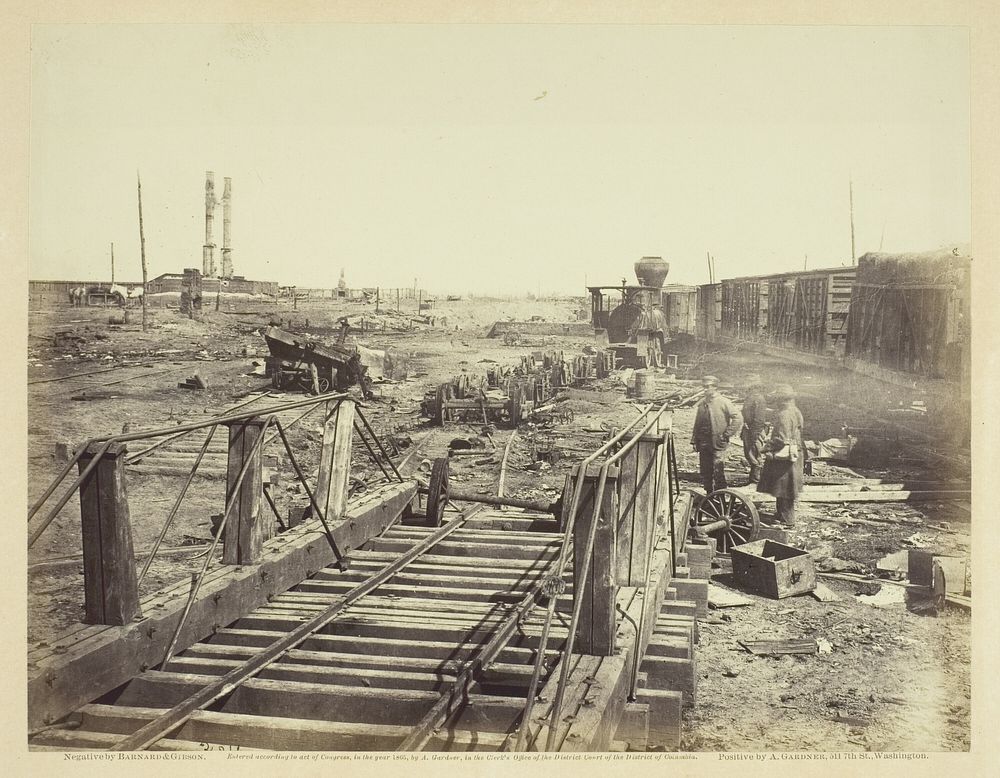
[573,471,618,655]
[314,400,355,523]
[78,442,141,625]
[223,419,266,565]
[615,433,661,586]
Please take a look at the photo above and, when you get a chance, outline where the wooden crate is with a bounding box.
[730,540,816,599]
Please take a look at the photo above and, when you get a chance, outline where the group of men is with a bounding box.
[690,374,806,527]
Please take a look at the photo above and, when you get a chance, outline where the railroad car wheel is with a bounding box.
[691,488,759,553]
[426,457,450,526]
[435,385,448,425]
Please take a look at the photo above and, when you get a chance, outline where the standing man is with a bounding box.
[741,373,768,484]
[691,375,743,494]
[758,384,806,526]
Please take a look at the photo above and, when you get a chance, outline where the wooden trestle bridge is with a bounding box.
[27,392,711,752]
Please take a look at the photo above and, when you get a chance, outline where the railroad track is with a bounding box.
[29,505,573,752]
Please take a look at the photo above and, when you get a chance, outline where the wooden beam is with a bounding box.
[615,437,659,586]
[77,442,141,626]
[367,538,559,561]
[313,400,355,523]
[224,418,267,565]
[205,629,564,663]
[573,472,618,655]
[635,689,682,751]
[27,481,416,730]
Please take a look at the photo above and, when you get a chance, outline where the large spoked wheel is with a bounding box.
[426,458,450,527]
[691,488,760,553]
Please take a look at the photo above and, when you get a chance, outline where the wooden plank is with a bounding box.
[743,488,971,504]
[386,527,560,546]
[77,442,141,626]
[224,418,267,565]
[708,583,754,608]
[316,568,574,593]
[29,728,232,751]
[27,480,416,730]
[165,656,457,691]
[614,702,649,750]
[204,629,564,663]
[225,679,525,732]
[615,445,639,586]
[739,638,818,655]
[640,655,696,705]
[573,473,618,655]
[646,635,690,659]
[349,549,549,570]
[366,538,559,561]
[810,582,840,602]
[77,704,410,749]
[293,579,540,605]
[627,439,658,586]
[636,689,681,751]
[314,400,355,522]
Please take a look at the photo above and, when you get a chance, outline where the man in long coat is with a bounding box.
[691,376,743,494]
[758,384,806,526]
[741,373,768,484]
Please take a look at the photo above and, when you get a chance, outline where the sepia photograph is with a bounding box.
[13,4,995,765]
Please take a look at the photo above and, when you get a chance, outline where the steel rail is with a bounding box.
[543,404,668,752]
[110,504,484,751]
[512,403,656,751]
[137,425,219,586]
[159,416,279,667]
[396,562,552,751]
[27,392,347,539]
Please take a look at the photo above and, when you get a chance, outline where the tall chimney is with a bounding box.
[221,176,233,279]
[203,171,217,277]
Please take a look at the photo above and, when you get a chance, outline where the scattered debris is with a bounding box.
[810,582,840,602]
[178,373,208,390]
[815,556,867,574]
[707,584,754,609]
[739,638,819,656]
[875,550,909,580]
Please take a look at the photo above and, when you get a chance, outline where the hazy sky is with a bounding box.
[29,24,970,294]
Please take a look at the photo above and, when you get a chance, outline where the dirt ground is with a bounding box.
[26,295,971,751]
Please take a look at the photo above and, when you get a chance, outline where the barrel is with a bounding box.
[634,369,656,400]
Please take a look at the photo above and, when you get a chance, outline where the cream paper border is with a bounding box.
[3,1,997,775]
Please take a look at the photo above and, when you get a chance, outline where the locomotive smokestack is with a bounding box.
[634,256,669,288]
[203,171,217,277]
[221,177,232,279]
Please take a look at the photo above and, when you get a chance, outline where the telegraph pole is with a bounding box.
[137,172,148,331]
[849,179,856,264]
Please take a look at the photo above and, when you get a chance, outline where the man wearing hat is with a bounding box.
[758,384,807,526]
[691,376,743,494]
[741,373,768,484]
